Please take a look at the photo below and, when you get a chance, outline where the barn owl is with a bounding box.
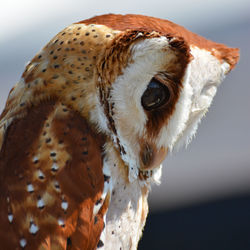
[0,14,239,250]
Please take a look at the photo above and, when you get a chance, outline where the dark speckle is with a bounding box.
[81,137,87,141]
[39,175,44,180]
[46,138,51,143]
[53,56,58,60]
[61,32,66,36]
[33,159,39,164]
[80,41,84,46]
[71,96,76,101]
[38,55,42,59]
[85,32,90,36]
[106,34,111,38]
[50,50,54,55]
[68,70,73,74]
[94,216,98,224]
[77,27,81,30]
[42,69,47,73]
[67,237,72,246]
[60,41,64,45]
[104,175,110,183]
[54,64,60,69]
[82,151,88,155]
[67,237,72,249]
[95,198,102,206]
[97,240,104,248]
[76,33,80,36]
[39,205,45,210]
[50,152,56,157]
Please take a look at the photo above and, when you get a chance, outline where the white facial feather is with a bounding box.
[157,63,193,150]
[173,46,230,150]
[110,37,175,181]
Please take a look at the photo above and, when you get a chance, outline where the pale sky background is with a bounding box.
[1,0,250,211]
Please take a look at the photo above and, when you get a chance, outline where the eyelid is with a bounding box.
[154,75,168,86]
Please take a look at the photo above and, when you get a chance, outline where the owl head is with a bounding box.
[80,14,239,182]
[8,14,238,183]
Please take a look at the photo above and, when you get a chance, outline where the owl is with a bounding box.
[0,14,239,250]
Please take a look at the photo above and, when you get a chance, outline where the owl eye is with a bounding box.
[141,77,171,111]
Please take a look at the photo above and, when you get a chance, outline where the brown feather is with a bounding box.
[79,13,239,69]
[0,100,106,249]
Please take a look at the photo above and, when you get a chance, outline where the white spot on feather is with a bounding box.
[51,162,59,171]
[53,180,60,191]
[20,238,27,248]
[33,156,39,163]
[8,213,13,223]
[37,170,45,179]
[61,200,68,211]
[27,184,34,193]
[37,198,45,208]
[29,222,39,234]
[58,218,65,227]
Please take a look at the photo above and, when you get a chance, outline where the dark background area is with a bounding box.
[139,194,250,250]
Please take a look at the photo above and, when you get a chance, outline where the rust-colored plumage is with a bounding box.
[0,100,106,249]
[0,14,239,249]
[80,14,239,69]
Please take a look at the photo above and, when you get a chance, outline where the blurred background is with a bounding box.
[1,0,250,249]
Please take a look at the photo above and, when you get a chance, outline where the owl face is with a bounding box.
[92,32,231,181]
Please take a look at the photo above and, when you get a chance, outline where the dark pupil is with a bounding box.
[141,78,170,111]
